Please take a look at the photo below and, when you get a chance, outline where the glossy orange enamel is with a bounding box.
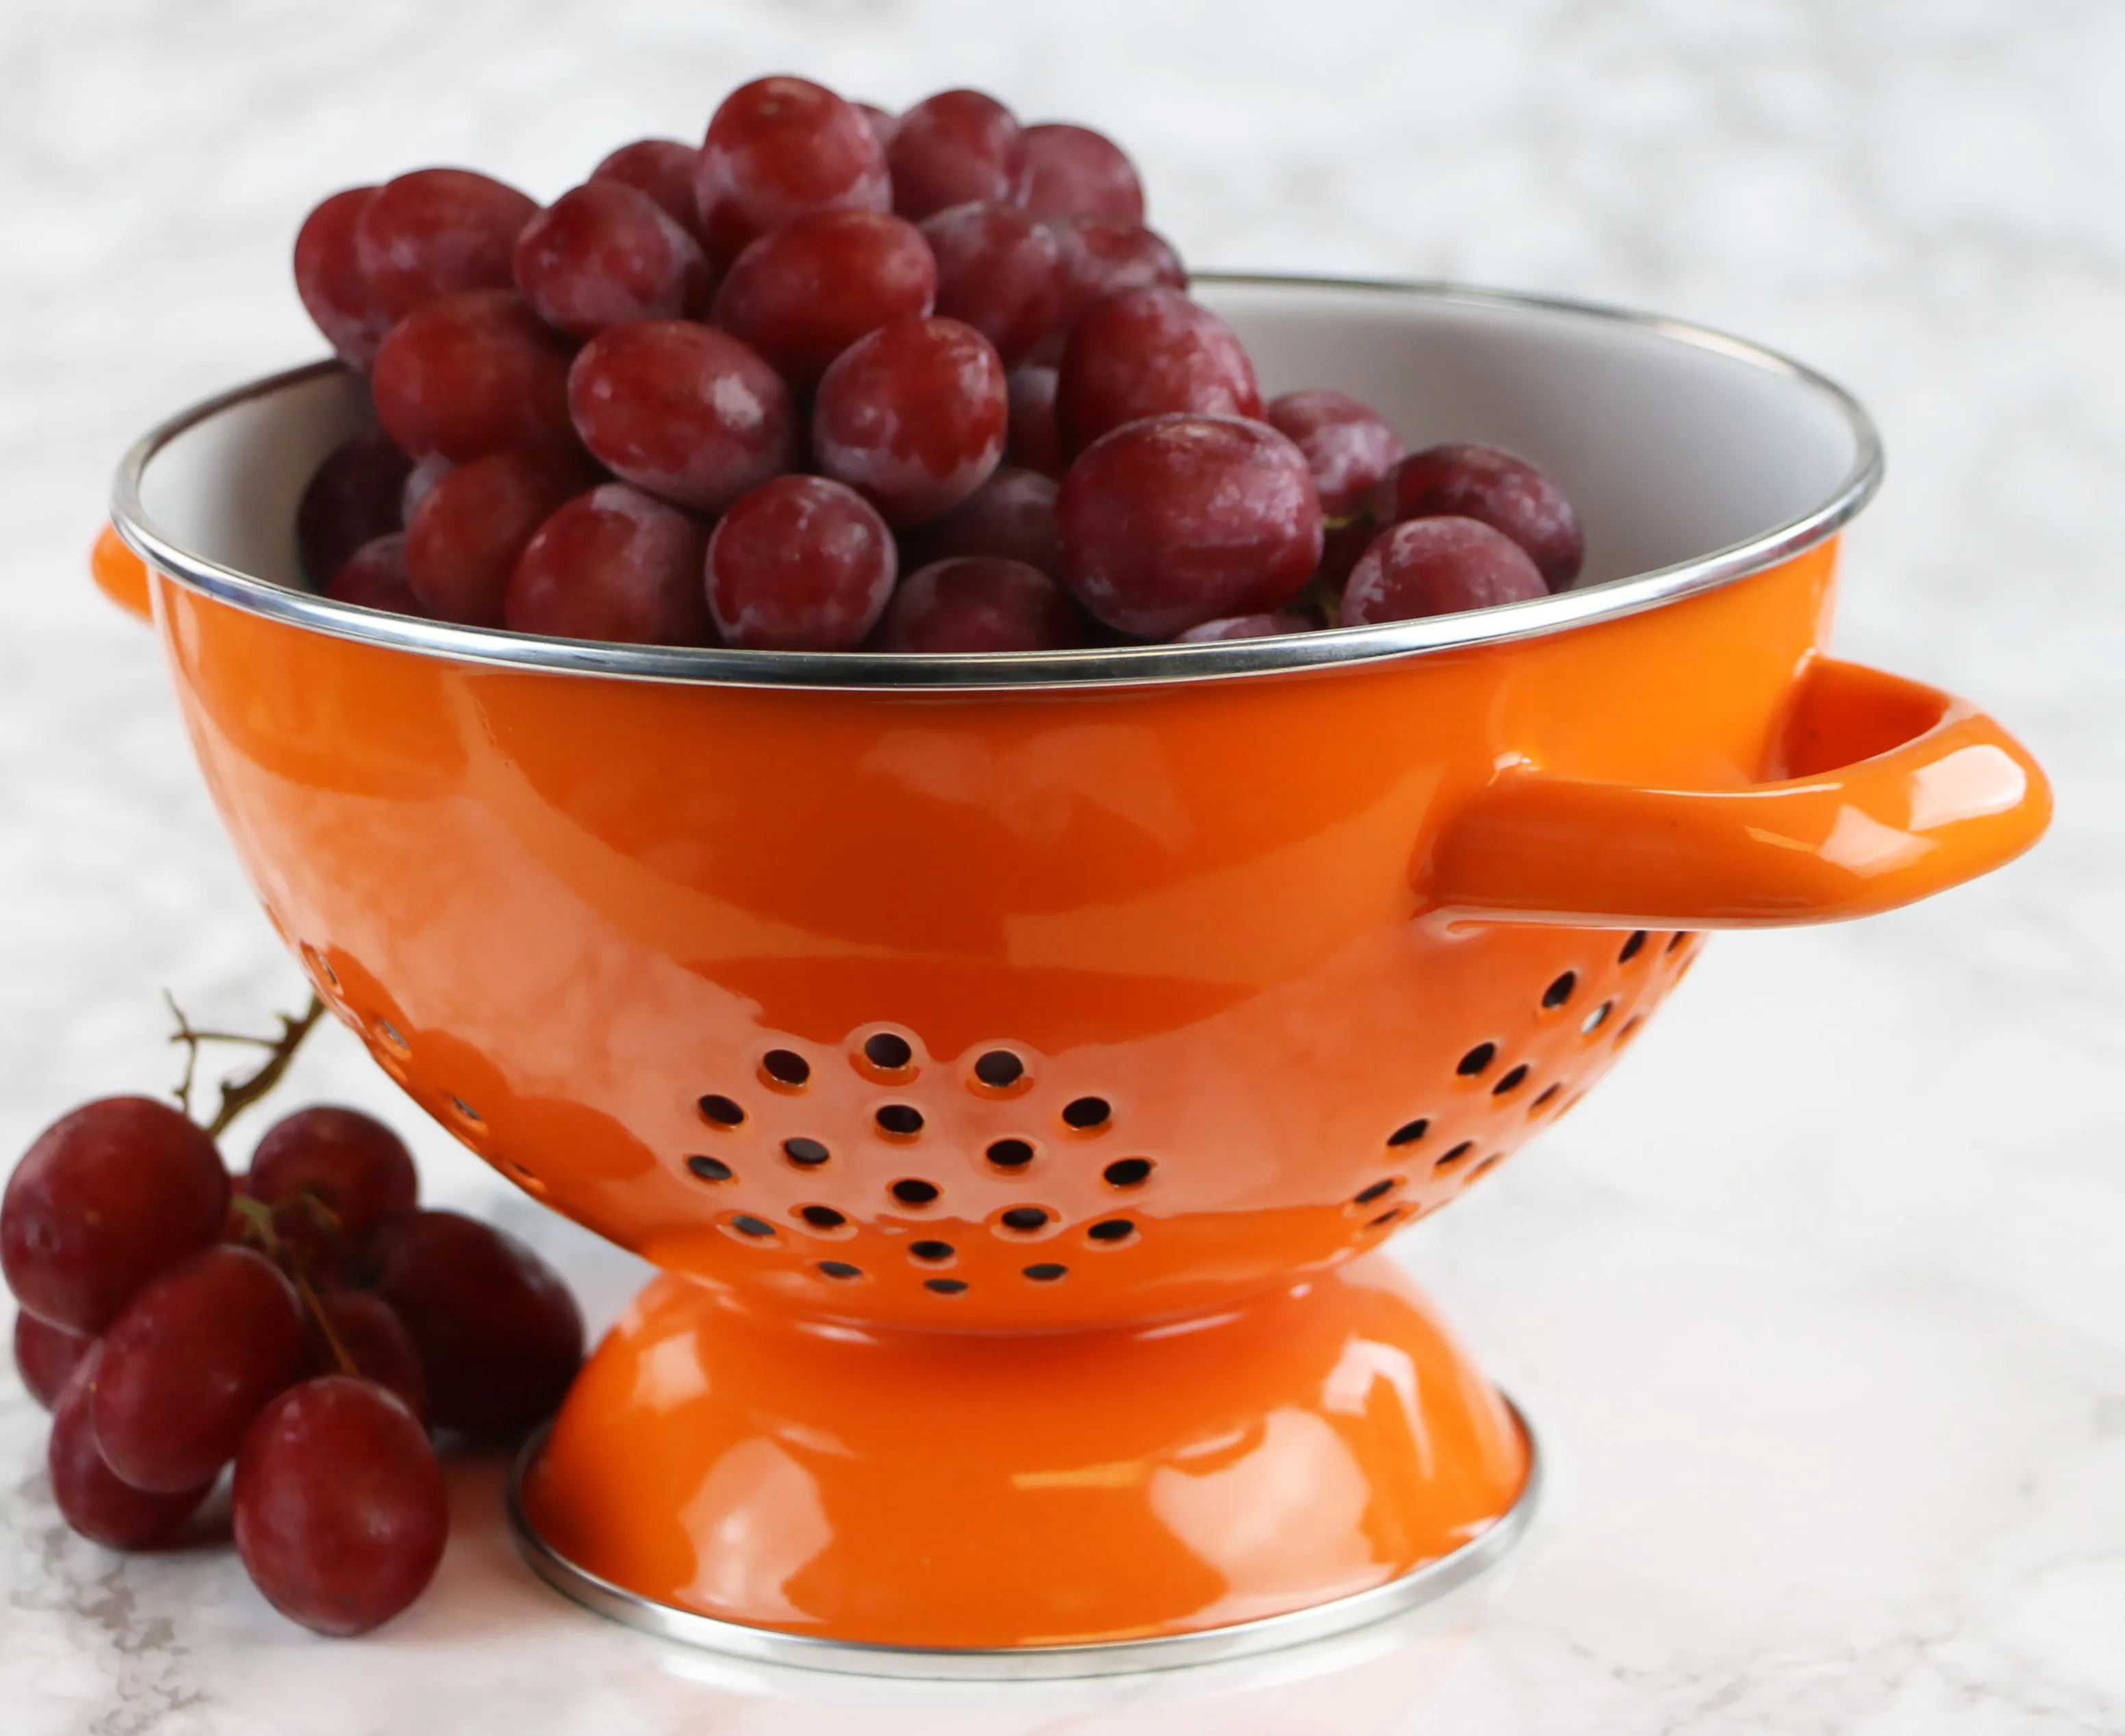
[91,523,153,622]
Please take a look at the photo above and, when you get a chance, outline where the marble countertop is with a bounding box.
[3,1,2122,1731]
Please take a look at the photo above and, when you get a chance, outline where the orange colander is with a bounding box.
[103,278,2050,1676]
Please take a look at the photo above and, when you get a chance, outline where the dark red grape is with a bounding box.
[591,138,703,239]
[401,456,451,523]
[374,1210,583,1440]
[1046,215,1186,330]
[813,316,1007,525]
[902,465,1059,573]
[1056,414,1323,637]
[405,449,591,627]
[325,535,431,617]
[353,168,538,322]
[506,483,713,646]
[568,319,797,513]
[1174,611,1313,643]
[1055,285,1260,457]
[1381,443,1585,589]
[296,426,413,587]
[249,1106,418,1250]
[49,1346,213,1549]
[14,1310,92,1410]
[1007,363,1062,477]
[3,1097,227,1336]
[233,1376,446,1636]
[709,209,936,391]
[704,476,897,651]
[1266,389,1404,519]
[874,557,1082,652]
[888,89,1028,220]
[1342,516,1549,624]
[919,201,1062,367]
[371,290,576,464]
[513,181,711,339]
[694,77,890,270]
[306,1292,427,1425]
[294,186,392,369]
[1021,123,1144,222]
[94,1245,305,1492]
[856,103,898,152]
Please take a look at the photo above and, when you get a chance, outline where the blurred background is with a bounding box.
[1,3,2120,1732]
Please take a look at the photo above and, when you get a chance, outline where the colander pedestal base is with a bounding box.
[510,1256,1536,1676]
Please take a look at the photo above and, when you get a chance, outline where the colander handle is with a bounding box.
[1425,656,2052,927]
[92,524,154,622]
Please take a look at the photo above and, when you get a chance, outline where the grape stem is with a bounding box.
[166,992,326,1137]
[228,1195,359,1378]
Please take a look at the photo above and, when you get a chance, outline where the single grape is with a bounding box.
[513,181,711,339]
[1006,364,1062,478]
[855,103,899,152]
[902,465,1059,574]
[1055,414,1323,638]
[94,1245,305,1492]
[249,1106,418,1251]
[568,319,797,513]
[888,89,1028,220]
[326,534,432,617]
[2,1097,227,1336]
[374,1210,583,1440]
[704,476,897,651]
[506,483,713,646]
[874,557,1082,652]
[1054,285,1260,459]
[401,455,452,524]
[1046,214,1187,331]
[591,138,703,240]
[919,201,1062,367]
[694,76,889,270]
[296,426,413,587]
[1174,612,1314,643]
[307,1292,428,1425]
[1265,390,1404,519]
[353,168,539,322]
[1342,516,1549,624]
[709,209,937,391]
[294,186,392,369]
[49,1346,214,1549]
[1021,123,1144,222]
[404,449,592,628]
[233,1376,447,1636]
[813,316,1007,525]
[371,290,576,465]
[14,1310,93,1410]
[1381,444,1585,589]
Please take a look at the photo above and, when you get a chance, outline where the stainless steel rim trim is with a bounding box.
[110,275,1883,693]
[502,1396,1541,1681]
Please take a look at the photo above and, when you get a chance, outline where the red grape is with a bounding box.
[812,316,1007,525]
[49,1346,214,1549]
[1317,516,1377,593]
[307,1292,427,1425]
[1056,414,1323,637]
[888,90,1028,221]
[591,138,703,239]
[1266,389,1404,519]
[325,534,431,617]
[233,1376,446,1636]
[1007,363,1062,477]
[694,77,889,270]
[296,426,413,587]
[506,483,713,646]
[1046,214,1186,330]
[249,1106,418,1249]
[856,103,899,152]
[513,181,711,339]
[568,319,797,513]
[294,187,392,369]
[902,465,1059,573]
[1054,285,1260,457]
[1342,516,1549,624]
[1175,612,1314,643]
[353,168,538,322]
[1021,123,1144,222]
[401,455,452,522]
[919,201,1063,367]
[3,1097,227,1336]
[874,557,1082,652]
[94,1245,305,1492]
[709,209,937,391]
[405,449,591,627]
[14,1310,92,1410]
[371,290,576,465]
[705,476,897,650]
[1381,443,1585,589]
[374,1210,583,1440]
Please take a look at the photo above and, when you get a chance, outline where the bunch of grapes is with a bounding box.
[294,77,1584,654]
[3,1004,583,1637]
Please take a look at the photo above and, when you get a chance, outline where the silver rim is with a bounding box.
[110,275,1882,693]
[503,1396,1540,1680]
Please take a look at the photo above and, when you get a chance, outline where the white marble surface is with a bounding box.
[3,1,2122,1731]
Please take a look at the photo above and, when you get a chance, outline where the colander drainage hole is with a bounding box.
[818,1260,863,1281]
[1086,1218,1136,1244]
[974,1049,1026,1088]
[729,1215,776,1239]
[1616,1016,1644,1045]
[798,1205,846,1231]
[1456,1043,1497,1077]
[1023,1263,1067,1282]
[373,1018,409,1055]
[1582,1002,1614,1035]
[998,1206,1051,1232]
[1435,1140,1476,1171]
[909,1240,955,1264]
[1668,930,1691,952]
[783,1137,831,1166]
[876,1104,924,1136]
[1619,930,1648,963]
[864,1033,914,1071]
[1490,1063,1529,1096]
[1471,1152,1506,1179]
[1367,1208,1403,1231]
[1530,1084,1563,1111]
[698,1094,746,1127]
[1352,1179,1399,1206]
[1542,971,1576,1010]
[1062,1096,1112,1130]
[986,1138,1034,1170]
[762,1049,811,1087]
[1388,1118,1430,1147]
[891,1178,940,1208]
[449,1097,483,1126]
[926,1278,969,1295]
[686,1155,735,1182]
[1102,1158,1154,1189]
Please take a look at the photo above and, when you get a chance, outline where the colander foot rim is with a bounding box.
[504,1396,1540,1681]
